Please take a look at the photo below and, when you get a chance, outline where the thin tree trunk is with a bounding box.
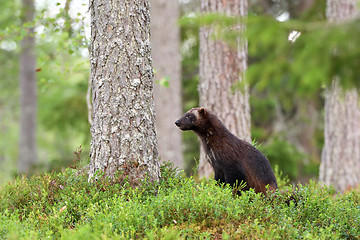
[88,0,160,180]
[64,0,73,36]
[150,0,183,169]
[319,0,360,192]
[198,0,251,178]
[18,0,37,174]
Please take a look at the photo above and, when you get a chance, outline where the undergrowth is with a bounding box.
[0,162,359,239]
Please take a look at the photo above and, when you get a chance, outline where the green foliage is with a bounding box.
[155,76,170,88]
[273,165,290,189]
[181,10,360,97]
[1,163,360,239]
[0,0,90,182]
[0,0,21,183]
[259,136,304,180]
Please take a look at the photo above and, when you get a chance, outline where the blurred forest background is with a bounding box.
[1,0,359,185]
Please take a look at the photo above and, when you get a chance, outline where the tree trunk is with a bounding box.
[319,0,360,192]
[18,0,37,174]
[88,0,160,181]
[198,0,251,178]
[64,0,73,36]
[150,0,183,169]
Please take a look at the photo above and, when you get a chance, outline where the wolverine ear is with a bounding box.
[198,107,207,117]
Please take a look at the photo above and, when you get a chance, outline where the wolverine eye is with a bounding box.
[186,114,195,122]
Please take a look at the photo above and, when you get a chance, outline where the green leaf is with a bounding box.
[155,77,170,88]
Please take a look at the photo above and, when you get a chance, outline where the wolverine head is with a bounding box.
[175,107,208,131]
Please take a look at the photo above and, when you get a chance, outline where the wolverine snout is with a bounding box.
[175,120,181,127]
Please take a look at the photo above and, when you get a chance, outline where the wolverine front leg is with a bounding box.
[214,168,225,184]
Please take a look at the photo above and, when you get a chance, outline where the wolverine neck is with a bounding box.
[195,115,231,145]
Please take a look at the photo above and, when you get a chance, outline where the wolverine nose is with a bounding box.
[175,120,180,126]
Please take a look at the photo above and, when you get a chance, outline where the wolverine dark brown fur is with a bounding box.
[175,107,278,194]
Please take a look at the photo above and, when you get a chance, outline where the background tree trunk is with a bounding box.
[150,0,183,169]
[18,0,37,174]
[64,0,73,36]
[319,0,360,192]
[88,0,160,180]
[198,0,251,178]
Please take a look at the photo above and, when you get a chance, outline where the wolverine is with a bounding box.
[175,107,277,194]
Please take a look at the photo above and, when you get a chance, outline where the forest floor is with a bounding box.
[1,162,359,239]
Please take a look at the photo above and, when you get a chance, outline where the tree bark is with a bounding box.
[150,0,183,169]
[88,0,160,180]
[18,0,37,174]
[198,0,251,178]
[319,0,360,192]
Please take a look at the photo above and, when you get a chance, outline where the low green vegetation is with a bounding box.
[0,162,359,239]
